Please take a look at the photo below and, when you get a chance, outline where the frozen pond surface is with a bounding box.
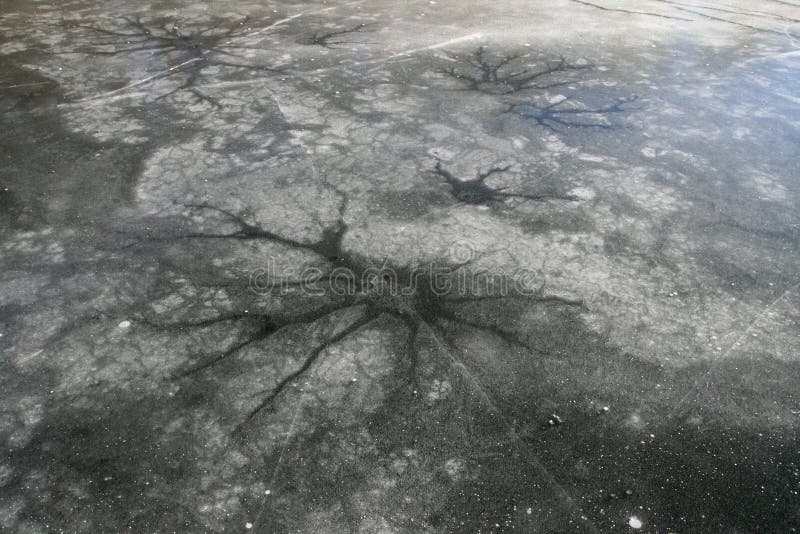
[1,0,799,531]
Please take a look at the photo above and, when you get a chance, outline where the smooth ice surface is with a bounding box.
[1,0,799,532]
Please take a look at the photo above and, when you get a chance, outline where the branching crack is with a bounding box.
[303,23,374,48]
[433,161,578,204]
[235,311,377,434]
[439,47,590,95]
[131,196,586,435]
[507,95,639,131]
[54,15,283,104]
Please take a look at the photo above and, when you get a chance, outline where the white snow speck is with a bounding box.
[118,320,131,329]
[245,522,253,529]
[628,516,643,529]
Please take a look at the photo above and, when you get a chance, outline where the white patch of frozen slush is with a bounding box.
[626,413,646,430]
[568,187,596,201]
[578,153,606,163]
[512,137,529,150]
[428,147,455,161]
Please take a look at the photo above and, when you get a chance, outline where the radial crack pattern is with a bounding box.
[508,95,639,131]
[439,46,590,95]
[433,161,578,204]
[55,15,283,104]
[129,197,588,436]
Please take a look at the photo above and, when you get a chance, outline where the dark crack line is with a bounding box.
[173,323,277,378]
[306,23,374,48]
[123,202,336,258]
[444,292,586,308]
[495,191,579,202]
[435,309,552,356]
[137,312,252,330]
[664,4,790,33]
[152,300,362,378]
[648,0,800,23]
[572,0,798,31]
[153,67,222,107]
[235,311,377,434]
[766,0,800,8]
[402,318,422,391]
[568,0,694,20]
